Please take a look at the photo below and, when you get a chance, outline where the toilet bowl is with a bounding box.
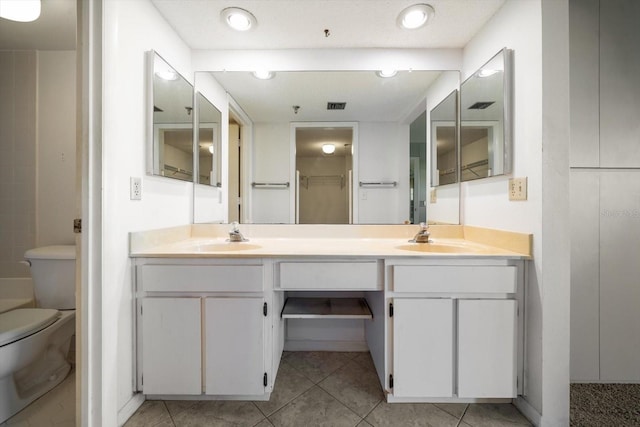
[0,245,76,423]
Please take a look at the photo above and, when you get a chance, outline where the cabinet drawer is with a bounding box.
[393,265,516,293]
[278,261,379,290]
[139,264,263,292]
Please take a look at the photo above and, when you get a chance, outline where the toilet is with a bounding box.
[0,245,76,423]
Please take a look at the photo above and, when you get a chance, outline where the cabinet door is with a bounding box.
[393,298,454,397]
[458,299,517,398]
[141,297,201,395]
[205,297,264,395]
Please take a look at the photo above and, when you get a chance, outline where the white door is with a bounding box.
[458,299,517,397]
[393,298,454,397]
[205,297,265,395]
[141,298,201,395]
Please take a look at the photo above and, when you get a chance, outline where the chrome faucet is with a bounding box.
[227,221,249,242]
[409,222,432,243]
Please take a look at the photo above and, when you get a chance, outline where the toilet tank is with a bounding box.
[24,245,76,310]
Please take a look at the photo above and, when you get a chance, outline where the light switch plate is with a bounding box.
[509,177,527,201]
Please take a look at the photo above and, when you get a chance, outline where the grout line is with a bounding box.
[455,403,470,427]
[162,401,177,427]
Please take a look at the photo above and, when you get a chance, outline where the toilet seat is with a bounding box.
[0,309,60,347]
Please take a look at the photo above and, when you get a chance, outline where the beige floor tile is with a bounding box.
[255,361,314,417]
[365,401,460,427]
[351,353,377,373]
[357,421,373,427]
[254,419,274,427]
[318,360,384,417]
[163,400,198,419]
[285,351,353,383]
[171,400,264,427]
[123,401,173,427]
[433,403,468,420]
[461,403,532,426]
[269,386,361,427]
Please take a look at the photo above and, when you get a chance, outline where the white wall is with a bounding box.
[37,51,77,247]
[570,0,640,383]
[0,51,36,278]
[460,0,547,418]
[358,122,409,224]
[102,0,194,423]
[0,50,76,277]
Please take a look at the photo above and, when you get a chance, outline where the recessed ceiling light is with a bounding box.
[252,70,275,80]
[397,4,435,30]
[322,144,336,155]
[0,0,41,22]
[376,69,398,78]
[221,7,257,31]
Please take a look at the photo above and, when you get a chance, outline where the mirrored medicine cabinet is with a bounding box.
[147,51,222,189]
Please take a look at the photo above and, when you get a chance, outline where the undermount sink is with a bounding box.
[395,243,484,254]
[190,242,262,252]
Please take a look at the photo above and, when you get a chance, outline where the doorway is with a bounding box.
[291,123,357,224]
[228,116,242,223]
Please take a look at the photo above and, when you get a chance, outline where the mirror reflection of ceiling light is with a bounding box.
[322,144,336,155]
[208,145,215,154]
[478,69,499,78]
[397,4,435,30]
[221,7,257,31]
[376,69,398,78]
[253,70,275,80]
[155,69,178,81]
[0,0,41,22]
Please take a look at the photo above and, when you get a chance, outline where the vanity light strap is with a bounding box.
[359,181,398,187]
[251,182,290,188]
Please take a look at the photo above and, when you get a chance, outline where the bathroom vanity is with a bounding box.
[130,224,530,403]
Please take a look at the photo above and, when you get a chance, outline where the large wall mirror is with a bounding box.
[431,90,458,186]
[201,70,460,225]
[147,51,194,182]
[195,92,222,186]
[459,48,513,181]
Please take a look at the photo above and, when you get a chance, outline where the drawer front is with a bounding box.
[278,261,379,290]
[393,265,516,293]
[140,264,263,292]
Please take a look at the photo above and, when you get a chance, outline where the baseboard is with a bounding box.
[514,396,541,426]
[117,393,145,426]
[284,339,369,352]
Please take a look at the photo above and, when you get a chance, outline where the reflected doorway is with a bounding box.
[228,116,242,223]
[409,111,427,224]
[293,124,356,224]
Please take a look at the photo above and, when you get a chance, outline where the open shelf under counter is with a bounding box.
[281,297,373,319]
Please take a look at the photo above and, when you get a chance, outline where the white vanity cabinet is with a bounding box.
[134,259,272,398]
[386,259,524,402]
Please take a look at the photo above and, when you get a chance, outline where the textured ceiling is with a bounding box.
[152,0,506,50]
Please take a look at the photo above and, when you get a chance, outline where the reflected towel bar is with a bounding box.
[252,182,290,188]
[359,181,397,187]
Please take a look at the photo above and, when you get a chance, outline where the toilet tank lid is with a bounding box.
[24,245,76,260]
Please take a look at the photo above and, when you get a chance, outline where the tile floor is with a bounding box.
[125,351,532,427]
[1,369,76,427]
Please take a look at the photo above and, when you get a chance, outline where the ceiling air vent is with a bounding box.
[468,101,495,110]
[327,102,347,110]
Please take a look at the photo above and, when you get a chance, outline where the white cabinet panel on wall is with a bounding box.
[599,170,640,381]
[458,299,517,398]
[392,298,454,397]
[141,298,201,395]
[569,0,599,168]
[599,0,640,167]
[205,297,265,395]
[570,170,601,381]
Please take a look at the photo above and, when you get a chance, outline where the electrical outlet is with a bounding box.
[430,189,437,203]
[130,177,142,200]
[509,177,527,201]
